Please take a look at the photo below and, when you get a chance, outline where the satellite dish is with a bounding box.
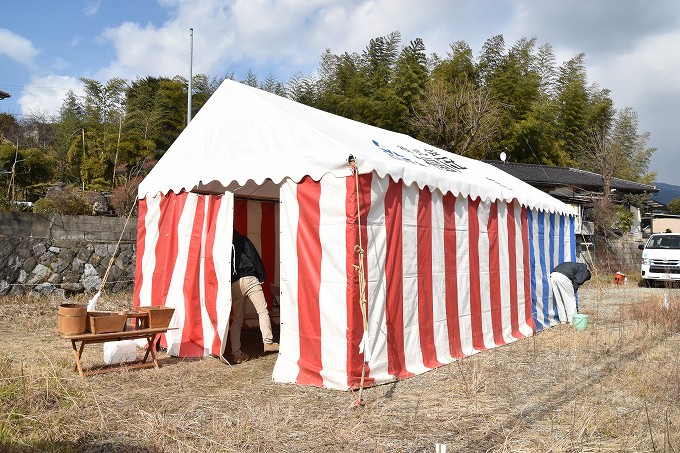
[500,151,507,162]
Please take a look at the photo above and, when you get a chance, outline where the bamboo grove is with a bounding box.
[0,32,656,215]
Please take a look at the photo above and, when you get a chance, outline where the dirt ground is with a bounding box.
[0,282,679,452]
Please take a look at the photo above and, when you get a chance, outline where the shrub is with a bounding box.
[110,175,142,217]
[0,195,11,212]
[33,185,91,215]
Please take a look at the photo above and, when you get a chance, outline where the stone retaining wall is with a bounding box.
[0,212,648,298]
[610,238,645,271]
[0,212,136,299]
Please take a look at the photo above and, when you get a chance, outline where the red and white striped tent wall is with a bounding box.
[134,80,575,390]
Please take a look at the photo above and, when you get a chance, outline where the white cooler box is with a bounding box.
[103,340,138,364]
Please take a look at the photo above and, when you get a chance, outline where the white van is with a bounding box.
[638,233,680,286]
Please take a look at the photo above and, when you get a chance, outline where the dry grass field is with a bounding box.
[1,279,679,452]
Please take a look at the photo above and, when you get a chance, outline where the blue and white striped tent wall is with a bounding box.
[527,210,577,331]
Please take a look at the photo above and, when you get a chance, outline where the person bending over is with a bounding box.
[550,261,591,324]
[229,229,279,364]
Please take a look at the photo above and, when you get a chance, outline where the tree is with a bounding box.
[56,90,85,182]
[361,31,401,93]
[432,41,478,85]
[487,37,541,120]
[555,53,590,161]
[242,70,259,88]
[311,32,413,132]
[0,144,54,200]
[393,38,429,131]
[78,77,128,188]
[409,78,501,158]
[126,77,178,157]
[579,108,656,185]
[478,34,506,84]
[610,108,656,184]
[504,98,567,165]
[19,110,56,150]
[578,107,656,235]
[534,43,557,95]
[261,73,287,96]
[477,36,564,165]
[0,113,20,143]
[125,76,187,156]
[287,72,319,105]
[667,197,680,215]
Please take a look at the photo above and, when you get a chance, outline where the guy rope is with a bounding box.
[87,198,138,309]
[348,155,370,407]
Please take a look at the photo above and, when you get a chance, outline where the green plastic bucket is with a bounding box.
[573,313,588,331]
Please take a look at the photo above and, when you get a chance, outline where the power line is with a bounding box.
[0,84,85,93]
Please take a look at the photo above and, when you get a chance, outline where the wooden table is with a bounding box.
[62,326,176,377]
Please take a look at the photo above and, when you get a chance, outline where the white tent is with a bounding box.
[135,80,575,389]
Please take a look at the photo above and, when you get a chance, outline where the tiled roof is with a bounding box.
[483,160,658,194]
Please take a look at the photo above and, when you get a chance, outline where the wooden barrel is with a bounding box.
[57,303,87,335]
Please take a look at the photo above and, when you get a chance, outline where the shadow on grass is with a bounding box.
[1,437,160,453]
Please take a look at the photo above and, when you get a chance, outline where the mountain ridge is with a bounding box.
[653,182,680,205]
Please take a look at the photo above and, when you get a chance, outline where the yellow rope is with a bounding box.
[349,156,369,406]
[98,198,138,295]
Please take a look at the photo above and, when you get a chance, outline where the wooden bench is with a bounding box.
[62,326,177,377]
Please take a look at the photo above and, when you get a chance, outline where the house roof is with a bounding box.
[483,161,658,195]
[139,80,573,215]
[0,90,10,100]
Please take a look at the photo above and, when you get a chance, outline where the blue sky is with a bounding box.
[1,0,679,186]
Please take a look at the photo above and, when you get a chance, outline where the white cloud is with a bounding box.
[0,28,39,67]
[513,0,680,59]
[84,0,101,16]
[18,75,83,117]
[587,29,680,184]
[589,29,680,109]
[95,0,514,81]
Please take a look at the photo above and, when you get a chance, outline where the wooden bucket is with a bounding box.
[87,311,128,334]
[138,306,175,328]
[57,303,87,335]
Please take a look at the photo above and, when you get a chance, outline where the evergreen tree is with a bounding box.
[57,90,85,182]
[555,53,589,161]
[534,43,557,95]
[242,70,259,88]
[261,73,287,96]
[478,34,506,84]
[432,40,478,85]
[394,38,429,118]
[78,77,127,189]
[287,72,318,105]
[667,197,680,215]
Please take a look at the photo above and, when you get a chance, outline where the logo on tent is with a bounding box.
[372,140,467,174]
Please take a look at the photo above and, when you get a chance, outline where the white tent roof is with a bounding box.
[139,79,573,215]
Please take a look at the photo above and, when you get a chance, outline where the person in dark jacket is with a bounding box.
[550,262,591,324]
[229,229,278,363]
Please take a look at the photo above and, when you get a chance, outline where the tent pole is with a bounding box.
[187,28,193,126]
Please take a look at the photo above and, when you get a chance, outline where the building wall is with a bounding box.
[652,217,680,233]
[0,212,136,298]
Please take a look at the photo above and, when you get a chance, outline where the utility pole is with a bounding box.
[112,113,122,189]
[188,28,193,126]
[82,128,86,191]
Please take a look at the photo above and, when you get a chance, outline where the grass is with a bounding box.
[0,284,678,452]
